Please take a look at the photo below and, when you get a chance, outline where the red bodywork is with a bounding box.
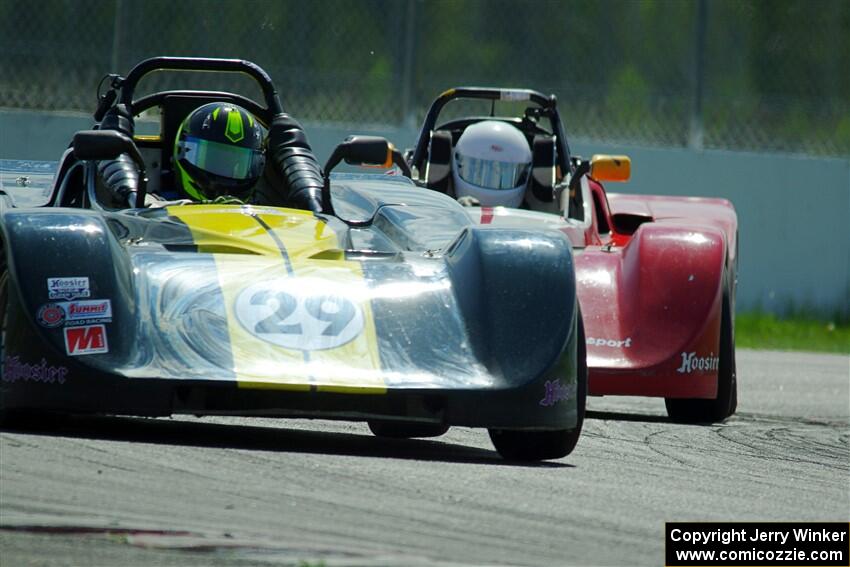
[408,86,738,403]
[479,179,737,399]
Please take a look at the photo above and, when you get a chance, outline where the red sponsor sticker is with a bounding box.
[37,303,65,328]
[64,324,109,356]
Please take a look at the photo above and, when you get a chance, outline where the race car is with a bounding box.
[407,87,738,423]
[0,58,586,461]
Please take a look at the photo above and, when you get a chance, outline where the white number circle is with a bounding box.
[235,278,365,351]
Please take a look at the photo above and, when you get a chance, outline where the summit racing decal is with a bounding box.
[235,279,365,351]
[676,352,720,374]
[36,299,112,327]
[64,299,112,325]
[64,324,109,356]
[2,356,68,384]
[47,277,90,300]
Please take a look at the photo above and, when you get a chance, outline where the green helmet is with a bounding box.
[173,102,266,201]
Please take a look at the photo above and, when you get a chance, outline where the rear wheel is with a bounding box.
[665,272,737,423]
[488,309,587,461]
[367,421,449,439]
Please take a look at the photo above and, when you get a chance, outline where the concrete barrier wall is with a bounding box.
[3,109,848,316]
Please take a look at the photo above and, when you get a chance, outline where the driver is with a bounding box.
[451,120,532,208]
[172,102,266,202]
[97,101,325,211]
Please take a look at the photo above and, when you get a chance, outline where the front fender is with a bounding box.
[1,208,136,367]
[578,221,726,371]
[447,226,577,383]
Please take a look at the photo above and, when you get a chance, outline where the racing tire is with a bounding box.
[488,309,587,461]
[0,245,15,428]
[0,246,46,429]
[367,421,449,439]
[665,271,737,423]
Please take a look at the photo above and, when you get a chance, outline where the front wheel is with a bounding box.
[0,247,55,429]
[488,309,587,461]
[665,271,737,423]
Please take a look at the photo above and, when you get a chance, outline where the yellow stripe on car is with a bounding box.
[167,204,385,393]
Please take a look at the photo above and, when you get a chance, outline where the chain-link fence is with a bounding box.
[2,0,849,156]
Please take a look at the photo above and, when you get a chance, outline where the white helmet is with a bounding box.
[452,120,532,208]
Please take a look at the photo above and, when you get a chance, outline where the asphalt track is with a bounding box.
[1,349,847,567]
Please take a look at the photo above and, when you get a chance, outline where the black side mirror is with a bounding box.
[323,135,412,178]
[73,129,135,160]
[321,136,413,216]
[72,129,148,208]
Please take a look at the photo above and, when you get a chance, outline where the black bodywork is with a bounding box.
[0,58,585,460]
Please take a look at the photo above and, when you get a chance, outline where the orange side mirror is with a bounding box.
[590,155,631,182]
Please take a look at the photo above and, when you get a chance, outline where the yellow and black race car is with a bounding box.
[0,57,585,461]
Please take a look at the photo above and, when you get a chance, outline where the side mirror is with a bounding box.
[321,135,413,217]
[73,130,136,161]
[590,154,631,182]
[72,129,148,208]
[324,136,412,178]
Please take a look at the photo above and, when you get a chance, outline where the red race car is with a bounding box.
[406,87,738,423]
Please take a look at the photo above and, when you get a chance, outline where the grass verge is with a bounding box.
[736,312,850,354]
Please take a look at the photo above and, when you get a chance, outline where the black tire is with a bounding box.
[367,421,449,439]
[488,309,587,461]
[0,246,48,429]
[0,245,12,427]
[665,271,737,423]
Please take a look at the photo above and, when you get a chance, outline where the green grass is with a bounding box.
[736,312,850,354]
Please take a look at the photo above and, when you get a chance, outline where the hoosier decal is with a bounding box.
[47,277,90,300]
[676,351,720,374]
[64,324,109,356]
[539,379,575,407]
[2,356,68,384]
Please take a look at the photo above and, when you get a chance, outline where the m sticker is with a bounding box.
[47,277,90,300]
[64,324,109,356]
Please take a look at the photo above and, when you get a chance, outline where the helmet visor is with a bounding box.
[455,155,531,190]
[178,136,265,180]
